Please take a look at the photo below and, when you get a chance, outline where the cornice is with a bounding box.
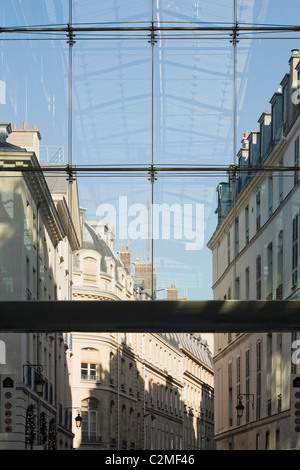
[0,151,66,247]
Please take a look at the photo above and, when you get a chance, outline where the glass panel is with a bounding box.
[153,39,233,166]
[73,39,152,167]
[2,0,300,453]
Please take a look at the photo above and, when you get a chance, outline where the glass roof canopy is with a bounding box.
[2,0,300,305]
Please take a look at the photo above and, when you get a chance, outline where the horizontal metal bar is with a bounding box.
[0,165,299,173]
[1,25,300,34]
[0,300,299,333]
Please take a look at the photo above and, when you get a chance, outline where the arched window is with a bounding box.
[121,358,125,390]
[109,401,116,445]
[129,408,135,448]
[25,404,36,448]
[129,363,134,394]
[109,351,115,385]
[121,405,127,448]
[81,398,99,443]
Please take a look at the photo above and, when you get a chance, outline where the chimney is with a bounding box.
[119,246,131,274]
[7,122,41,160]
[241,130,249,149]
[290,49,300,86]
[167,285,178,300]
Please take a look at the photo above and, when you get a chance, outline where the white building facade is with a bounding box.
[208,49,300,450]
[0,121,81,450]
[70,216,214,450]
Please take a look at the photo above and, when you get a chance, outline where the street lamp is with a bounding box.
[75,411,83,428]
[66,407,83,428]
[236,394,254,419]
[35,372,46,395]
[236,399,245,419]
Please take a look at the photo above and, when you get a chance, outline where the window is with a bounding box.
[81,398,98,443]
[267,243,273,299]
[81,362,97,382]
[245,267,250,300]
[245,205,249,244]
[109,352,115,385]
[235,277,240,300]
[236,356,241,425]
[292,214,299,287]
[256,341,262,420]
[256,191,261,232]
[268,177,273,217]
[256,255,262,300]
[245,349,250,423]
[83,257,97,284]
[235,217,239,255]
[121,405,127,448]
[267,334,272,415]
[109,401,116,445]
[277,231,283,298]
[228,361,233,427]
[227,231,231,265]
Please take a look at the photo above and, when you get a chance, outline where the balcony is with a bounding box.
[81,435,102,445]
[81,374,100,383]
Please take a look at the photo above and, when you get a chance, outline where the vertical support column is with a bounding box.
[230,0,239,299]
[148,18,157,301]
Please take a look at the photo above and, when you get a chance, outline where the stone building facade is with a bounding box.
[70,215,214,450]
[0,121,81,450]
[208,49,300,450]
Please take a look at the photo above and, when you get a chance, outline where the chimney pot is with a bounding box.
[23,121,27,130]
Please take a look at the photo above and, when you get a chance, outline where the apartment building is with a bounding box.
[70,215,214,450]
[207,49,300,450]
[0,121,81,449]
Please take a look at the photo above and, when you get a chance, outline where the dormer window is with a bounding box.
[83,257,97,285]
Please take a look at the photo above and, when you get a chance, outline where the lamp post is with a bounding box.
[236,394,254,419]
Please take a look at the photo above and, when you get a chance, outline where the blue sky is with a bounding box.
[1,0,300,299]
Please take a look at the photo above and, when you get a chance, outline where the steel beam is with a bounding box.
[0,300,299,333]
